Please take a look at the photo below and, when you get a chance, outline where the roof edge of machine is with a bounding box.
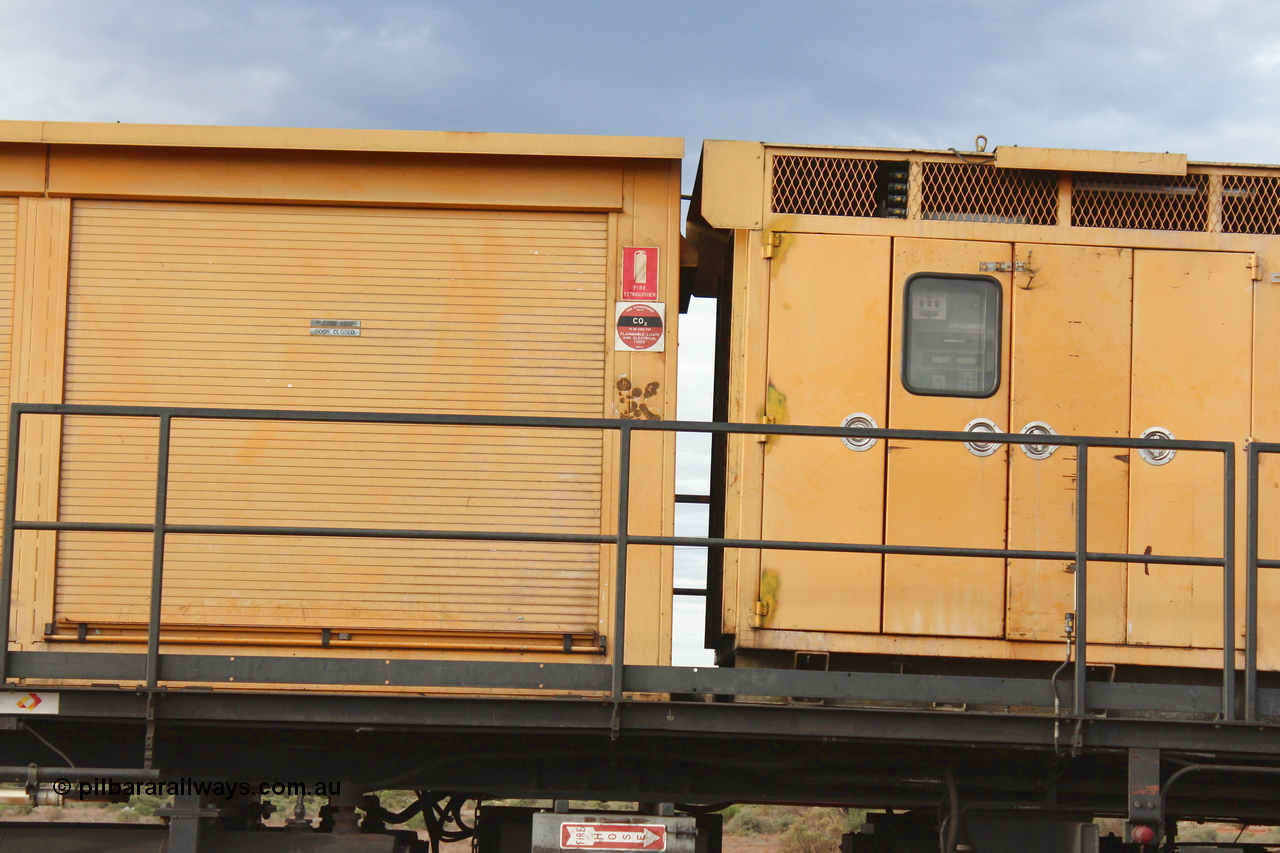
[0,120,684,159]
[748,140,1279,172]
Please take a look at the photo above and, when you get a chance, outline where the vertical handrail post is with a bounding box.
[144,414,173,689]
[0,408,24,685]
[611,424,633,701]
[1223,446,1237,721]
[1073,442,1089,716]
[1246,443,1260,722]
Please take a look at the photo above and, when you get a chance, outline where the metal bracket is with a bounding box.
[1126,747,1162,841]
[166,794,215,853]
[143,692,157,770]
[978,261,1028,273]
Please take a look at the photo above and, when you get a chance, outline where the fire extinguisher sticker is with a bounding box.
[621,248,659,300]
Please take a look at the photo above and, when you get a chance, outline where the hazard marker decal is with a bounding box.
[6,691,59,714]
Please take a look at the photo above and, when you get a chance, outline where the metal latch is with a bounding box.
[978,261,1028,273]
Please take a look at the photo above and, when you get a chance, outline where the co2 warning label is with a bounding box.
[561,823,667,851]
[615,302,665,352]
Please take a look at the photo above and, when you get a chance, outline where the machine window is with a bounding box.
[902,274,1001,397]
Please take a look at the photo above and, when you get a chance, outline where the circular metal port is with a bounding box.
[839,413,878,451]
[964,418,1000,457]
[1019,421,1058,460]
[1139,427,1176,465]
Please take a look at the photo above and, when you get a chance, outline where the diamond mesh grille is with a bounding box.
[1223,174,1280,235]
[1071,173,1209,231]
[768,151,1280,234]
[772,155,879,217]
[920,162,1058,225]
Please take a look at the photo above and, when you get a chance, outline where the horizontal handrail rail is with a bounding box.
[0,403,1241,720]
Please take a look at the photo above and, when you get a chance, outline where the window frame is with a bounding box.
[901,271,1003,399]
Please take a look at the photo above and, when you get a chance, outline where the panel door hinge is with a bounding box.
[753,599,770,628]
[757,414,776,443]
[762,232,783,259]
[1246,252,1263,281]
[978,261,1027,273]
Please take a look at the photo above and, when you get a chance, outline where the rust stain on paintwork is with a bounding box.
[615,376,661,419]
[757,568,779,629]
[761,382,788,448]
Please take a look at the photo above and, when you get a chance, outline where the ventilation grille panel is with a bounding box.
[1223,174,1280,234]
[772,155,879,217]
[921,162,1058,225]
[1071,173,1209,232]
[767,153,1280,234]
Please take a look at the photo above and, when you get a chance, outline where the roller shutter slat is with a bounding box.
[57,201,608,637]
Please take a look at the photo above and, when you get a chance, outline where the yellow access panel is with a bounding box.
[758,234,891,633]
[1006,244,1132,644]
[884,238,1012,638]
[1127,249,1253,648]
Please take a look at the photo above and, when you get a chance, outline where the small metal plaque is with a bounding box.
[310,320,361,337]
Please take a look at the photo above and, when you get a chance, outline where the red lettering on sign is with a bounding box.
[561,823,667,851]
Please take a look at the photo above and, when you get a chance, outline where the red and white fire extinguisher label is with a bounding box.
[621,247,659,300]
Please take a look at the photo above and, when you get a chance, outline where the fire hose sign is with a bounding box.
[561,823,667,851]
[615,302,665,352]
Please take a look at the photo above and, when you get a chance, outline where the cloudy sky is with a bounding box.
[7,1,1280,164]
[5,0,1275,663]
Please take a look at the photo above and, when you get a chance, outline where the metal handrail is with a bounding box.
[1244,442,1280,722]
[0,403,1241,717]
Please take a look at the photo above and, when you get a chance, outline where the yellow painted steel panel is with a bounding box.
[0,199,14,503]
[1127,249,1253,648]
[758,234,890,633]
[1006,245,1132,643]
[0,120,682,159]
[883,238,1012,638]
[50,148,627,212]
[57,201,610,641]
[993,147,1187,176]
[0,143,45,195]
[9,198,71,648]
[700,141,766,230]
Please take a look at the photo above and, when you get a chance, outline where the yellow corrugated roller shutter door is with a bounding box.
[57,200,607,643]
